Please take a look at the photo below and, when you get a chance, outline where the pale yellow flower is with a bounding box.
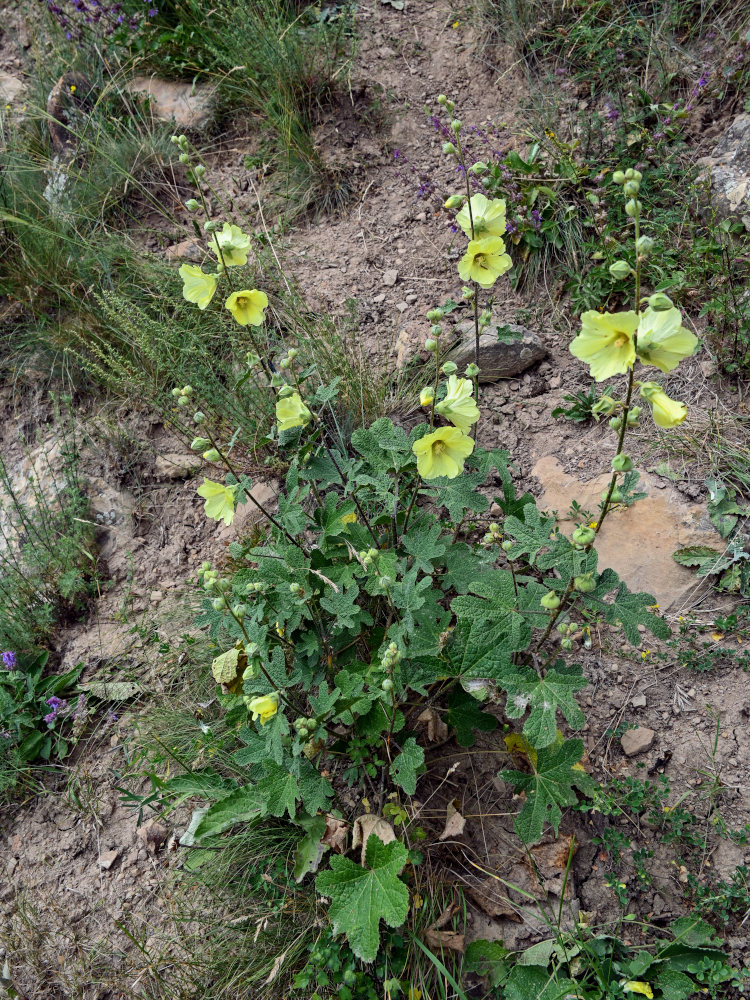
[210,222,251,267]
[434,375,480,432]
[179,264,218,310]
[635,307,699,372]
[639,381,687,428]
[276,392,312,433]
[456,194,507,239]
[412,426,474,479]
[458,236,512,288]
[247,693,279,726]
[225,289,268,326]
[196,479,237,525]
[570,310,638,381]
[622,982,654,999]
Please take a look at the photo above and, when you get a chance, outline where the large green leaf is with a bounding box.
[390,737,425,795]
[504,964,577,1000]
[445,685,498,747]
[293,814,328,883]
[580,569,671,644]
[502,661,587,749]
[193,785,264,839]
[501,737,597,844]
[316,835,410,961]
[451,571,531,653]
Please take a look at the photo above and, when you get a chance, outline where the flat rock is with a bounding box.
[382,268,398,286]
[621,727,656,757]
[447,323,547,383]
[0,70,24,105]
[164,238,202,262]
[98,848,120,870]
[127,76,215,129]
[697,114,750,231]
[153,452,202,480]
[532,456,722,611]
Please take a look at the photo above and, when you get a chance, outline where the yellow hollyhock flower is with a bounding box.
[622,982,654,999]
[639,381,687,428]
[458,236,512,288]
[196,478,238,525]
[179,264,218,310]
[635,307,699,372]
[412,426,475,479]
[225,289,268,326]
[210,222,251,267]
[276,392,312,433]
[456,193,507,238]
[247,693,279,726]
[570,310,638,381]
[434,375,480,432]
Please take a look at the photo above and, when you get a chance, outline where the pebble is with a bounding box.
[150,590,164,604]
[395,301,409,312]
[631,693,647,708]
[621,726,656,756]
[382,268,398,286]
[98,848,120,870]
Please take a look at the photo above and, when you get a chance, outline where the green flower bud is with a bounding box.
[609,416,623,430]
[202,448,221,462]
[636,236,654,255]
[277,384,294,398]
[287,348,299,360]
[178,152,190,164]
[430,324,443,336]
[572,525,596,547]
[501,540,514,553]
[212,597,225,611]
[298,727,309,739]
[419,388,434,407]
[203,220,219,232]
[631,169,643,182]
[623,180,640,197]
[194,164,205,178]
[442,142,457,155]
[609,260,632,280]
[625,168,635,180]
[625,199,642,218]
[170,135,180,145]
[574,573,596,594]
[171,387,181,398]
[647,292,674,311]
[450,119,462,134]
[426,308,443,322]
[232,604,246,621]
[191,437,210,451]
[541,591,561,610]
[441,361,458,375]
[437,94,448,105]
[592,395,617,417]
[561,637,573,651]
[378,576,393,589]
[193,411,206,424]
[185,199,200,212]
[424,338,438,353]
[443,195,464,209]
[176,395,189,407]
[279,358,290,369]
[489,523,500,534]
[182,385,193,396]
[612,170,626,185]
[465,363,479,378]
[461,285,475,300]
[611,453,633,472]
[201,561,212,572]
[557,622,570,635]
[382,678,394,692]
[470,161,488,174]
[306,718,317,732]
[626,406,641,425]
[177,135,187,148]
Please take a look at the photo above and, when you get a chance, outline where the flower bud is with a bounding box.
[541,591,561,610]
[441,361,458,375]
[450,119,462,134]
[470,161,488,174]
[443,195,464,209]
[170,135,180,145]
[489,523,500,534]
[561,637,573,651]
[212,597,225,611]
[277,384,294,398]
[194,164,205,178]
[420,388,434,407]
[193,411,206,424]
[182,385,193,396]
[612,170,626,185]
[177,135,187,148]
[171,387,181,398]
[625,199,642,218]
[279,358,290,369]
[572,525,596,547]
[232,604,246,621]
[623,180,640,196]
[437,94,448,105]
[382,678,394,692]
[201,561,212,572]
[625,168,635,180]
[626,406,641,425]
[191,437,210,451]
[203,220,219,232]
[424,338,438,353]
[609,416,622,430]
[176,396,189,407]
[574,573,596,594]
[592,395,617,417]
[609,260,632,280]
[287,348,299,360]
[426,308,443,322]
[179,152,190,164]
[611,453,634,472]
[647,292,673,311]
[245,352,260,368]
[636,236,654,255]
[185,199,200,212]
[632,169,643,182]
[479,309,492,327]
[202,448,221,462]
[430,324,443,336]
[378,576,393,589]
[461,285,475,300]
[557,622,570,635]
[501,540,514,553]
[442,142,457,155]
[465,363,479,378]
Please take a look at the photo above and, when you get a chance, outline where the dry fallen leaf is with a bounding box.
[439,799,466,841]
[321,815,348,855]
[416,707,449,743]
[351,814,396,866]
[423,928,465,954]
[525,834,577,897]
[466,877,522,922]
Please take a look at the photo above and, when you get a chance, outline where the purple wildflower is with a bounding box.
[530,209,542,230]
[2,651,17,669]
[605,102,620,122]
[44,695,68,725]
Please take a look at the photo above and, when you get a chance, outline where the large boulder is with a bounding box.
[445,322,547,383]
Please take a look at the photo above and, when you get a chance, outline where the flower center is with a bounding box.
[474,253,486,268]
[613,333,628,348]
[433,440,447,455]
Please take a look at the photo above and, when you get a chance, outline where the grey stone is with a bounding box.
[98,848,120,870]
[621,726,656,757]
[382,269,398,287]
[697,114,750,231]
[446,323,547,384]
[153,452,202,480]
[631,693,647,709]
[0,70,24,105]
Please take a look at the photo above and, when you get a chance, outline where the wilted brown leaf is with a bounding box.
[321,815,348,855]
[416,707,449,743]
[351,814,396,866]
[439,799,466,841]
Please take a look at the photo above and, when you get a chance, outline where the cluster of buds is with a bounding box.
[612,167,643,218]
[557,621,592,651]
[172,384,194,407]
[359,547,379,568]
[171,134,205,187]
[424,306,445,354]
[482,521,503,547]
[278,348,299,370]
[380,642,401,692]
[294,715,319,740]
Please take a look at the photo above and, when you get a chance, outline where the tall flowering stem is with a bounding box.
[453,129,481,402]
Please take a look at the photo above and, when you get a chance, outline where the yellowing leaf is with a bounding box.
[623,982,654,999]
[211,645,247,695]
